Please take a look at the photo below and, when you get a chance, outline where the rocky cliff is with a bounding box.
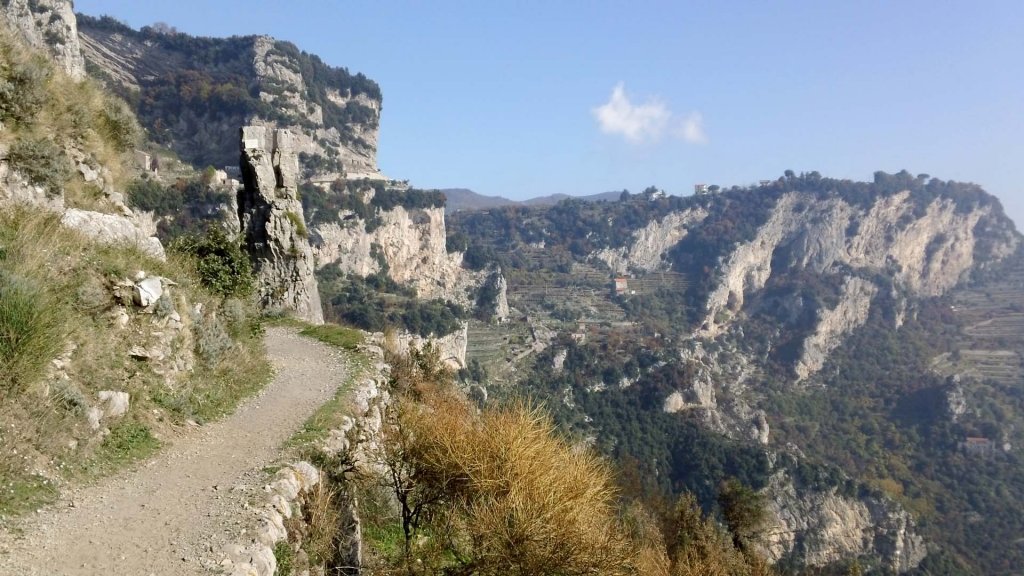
[76,15,382,177]
[701,191,1018,337]
[763,472,926,573]
[0,0,84,79]
[313,201,482,304]
[238,126,324,324]
[591,207,708,274]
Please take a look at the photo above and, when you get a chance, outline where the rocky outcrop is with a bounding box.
[763,472,926,573]
[313,204,478,303]
[591,207,708,274]
[0,0,85,80]
[388,322,469,370]
[61,208,166,260]
[0,147,166,260]
[701,191,1018,336]
[238,126,324,324]
[794,276,878,380]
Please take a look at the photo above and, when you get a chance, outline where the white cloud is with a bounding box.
[678,111,708,144]
[592,83,708,146]
[592,83,671,144]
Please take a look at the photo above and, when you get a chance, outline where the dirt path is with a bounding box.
[0,327,351,576]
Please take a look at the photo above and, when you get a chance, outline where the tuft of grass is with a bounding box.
[302,480,341,565]
[284,211,308,238]
[7,136,71,196]
[0,273,65,397]
[0,473,58,518]
[299,323,364,351]
[273,541,295,576]
[94,421,160,468]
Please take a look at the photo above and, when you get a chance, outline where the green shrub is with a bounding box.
[285,210,308,238]
[126,178,183,214]
[193,309,233,365]
[97,421,160,465]
[51,379,88,415]
[0,49,49,125]
[7,136,71,195]
[273,542,294,575]
[0,273,64,396]
[96,97,140,152]
[171,228,254,298]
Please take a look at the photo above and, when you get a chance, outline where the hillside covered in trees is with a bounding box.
[449,172,1024,574]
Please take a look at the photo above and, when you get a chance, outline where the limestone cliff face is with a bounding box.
[313,205,479,303]
[701,191,1018,336]
[393,322,469,369]
[591,207,708,274]
[763,472,926,573]
[794,276,878,380]
[238,126,324,324]
[0,0,84,79]
[248,36,380,179]
[77,19,382,176]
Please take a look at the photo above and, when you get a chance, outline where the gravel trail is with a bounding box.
[0,327,350,576]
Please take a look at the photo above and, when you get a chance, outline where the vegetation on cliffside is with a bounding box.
[0,24,269,522]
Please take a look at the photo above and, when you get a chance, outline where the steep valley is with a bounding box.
[0,2,1022,574]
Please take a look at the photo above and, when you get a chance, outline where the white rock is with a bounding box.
[86,406,102,431]
[270,469,301,501]
[256,510,287,546]
[60,209,166,261]
[133,277,163,308]
[290,461,320,490]
[128,346,151,360]
[97,390,130,419]
[269,494,292,519]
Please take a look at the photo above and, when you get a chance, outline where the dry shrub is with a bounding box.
[303,479,341,565]
[399,391,637,576]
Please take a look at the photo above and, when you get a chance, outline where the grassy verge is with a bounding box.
[282,322,368,454]
[299,323,364,351]
[0,207,272,520]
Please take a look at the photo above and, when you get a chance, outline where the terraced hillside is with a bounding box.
[933,254,1024,386]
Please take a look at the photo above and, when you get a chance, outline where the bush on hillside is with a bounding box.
[0,47,49,125]
[7,136,71,196]
[171,228,253,298]
[377,349,636,575]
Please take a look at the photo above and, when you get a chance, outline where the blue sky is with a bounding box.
[76,1,1024,226]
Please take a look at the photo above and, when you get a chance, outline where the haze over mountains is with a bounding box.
[440,188,624,212]
[1,2,1023,575]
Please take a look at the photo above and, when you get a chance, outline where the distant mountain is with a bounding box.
[440,188,519,212]
[442,188,625,212]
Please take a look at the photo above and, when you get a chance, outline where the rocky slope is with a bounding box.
[76,15,382,177]
[449,172,1023,573]
[0,0,84,79]
[592,206,708,274]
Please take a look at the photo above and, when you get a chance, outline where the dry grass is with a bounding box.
[0,206,270,519]
[0,22,137,210]
[302,479,342,565]
[391,384,636,575]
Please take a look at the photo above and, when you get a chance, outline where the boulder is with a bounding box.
[132,276,163,307]
[60,209,166,261]
[97,390,129,419]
